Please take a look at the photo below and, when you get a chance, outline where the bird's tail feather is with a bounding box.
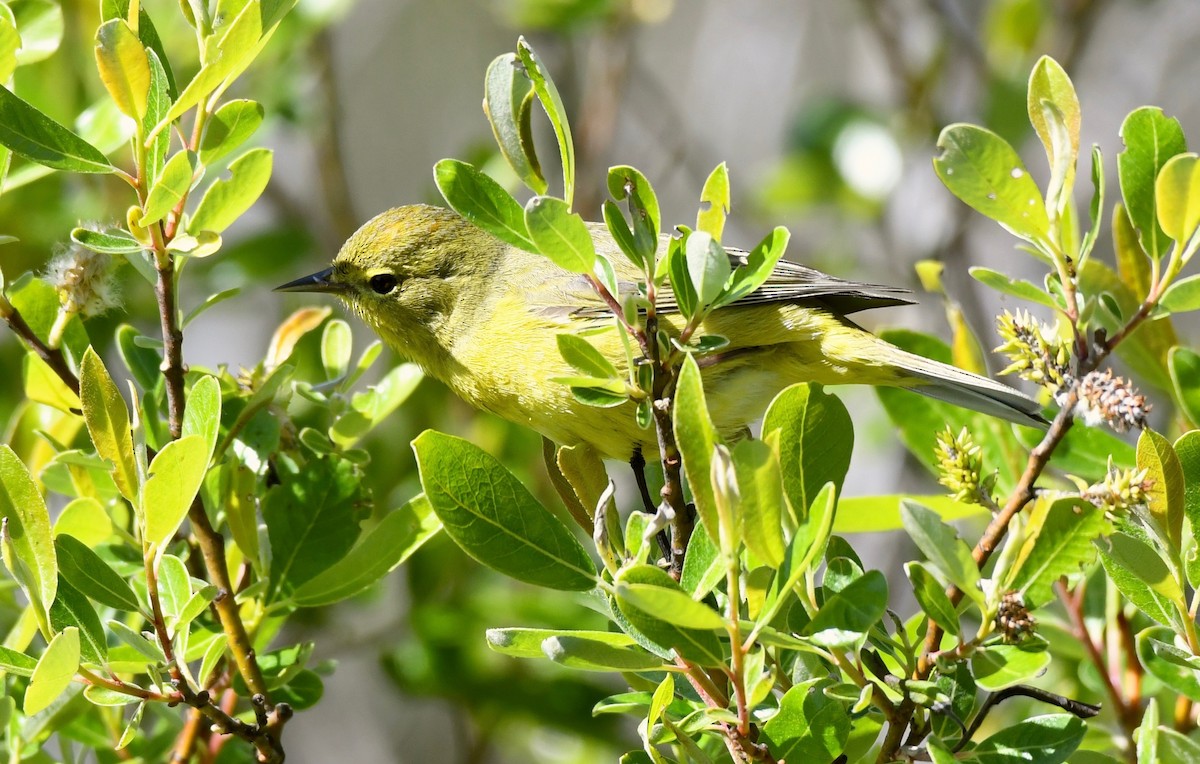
[893,349,1049,428]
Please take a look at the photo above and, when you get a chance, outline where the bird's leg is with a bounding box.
[631,448,672,562]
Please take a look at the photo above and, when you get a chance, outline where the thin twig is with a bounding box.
[0,299,81,395]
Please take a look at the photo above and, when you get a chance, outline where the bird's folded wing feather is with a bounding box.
[527,237,914,319]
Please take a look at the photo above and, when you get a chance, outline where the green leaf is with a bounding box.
[1162,275,1200,314]
[679,522,722,598]
[1137,628,1200,702]
[94,18,150,121]
[156,551,190,623]
[142,435,208,550]
[48,578,106,664]
[674,355,722,541]
[483,52,545,195]
[320,319,352,381]
[1119,107,1187,260]
[198,633,228,686]
[524,195,596,274]
[1114,203,1153,302]
[23,352,80,414]
[1079,145,1106,264]
[52,498,112,548]
[933,124,1050,247]
[541,633,663,672]
[139,150,196,226]
[1158,725,1200,764]
[0,84,115,173]
[189,147,272,233]
[763,680,850,762]
[1156,153,1200,246]
[84,686,140,706]
[969,267,1060,310]
[804,570,887,648]
[117,701,144,749]
[719,226,791,307]
[13,0,62,66]
[177,586,217,627]
[556,333,618,378]
[615,564,725,630]
[612,565,724,667]
[972,639,1051,691]
[905,561,958,637]
[0,645,36,677]
[1097,531,1183,628]
[1138,699,1161,764]
[1007,498,1108,607]
[489,629,662,672]
[55,535,139,612]
[70,226,144,255]
[0,15,16,82]
[149,0,263,137]
[81,347,140,505]
[835,494,986,533]
[264,456,368,596]
[755,483,835,633]
[606,165,660,268]
[1177,431,1200,552]
[696,162,730,241]
[107,619,164,662]
[200,99,264,165]
[24,627,79,716]
[1138,428,1185,549]
[974,714,1084,764]
[733,438,785,567]
[291,495,442,607]
[762,383,852,517]
[413,431,594,591]
[156,554,191,622]
[516,37,574,206]
[684,230,729,308]
[901,501,981,605]
[182,375,221,466]
[0,445,57,620]
[142,50,170,186]
[486,627,632,656]
[1027,56,1080,220]
[433,158,535,252]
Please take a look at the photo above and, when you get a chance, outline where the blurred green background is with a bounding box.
[2,0,1198,760]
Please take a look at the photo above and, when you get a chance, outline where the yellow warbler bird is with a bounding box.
[277,205,1044,462]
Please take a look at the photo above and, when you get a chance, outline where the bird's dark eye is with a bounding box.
[369,273,398,295]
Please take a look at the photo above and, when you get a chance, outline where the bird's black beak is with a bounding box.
[274,267,343,294]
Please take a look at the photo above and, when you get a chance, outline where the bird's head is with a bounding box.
[276,204,502,356]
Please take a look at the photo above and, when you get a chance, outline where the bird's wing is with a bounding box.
[654,248,915,315]
[528,231,914,319]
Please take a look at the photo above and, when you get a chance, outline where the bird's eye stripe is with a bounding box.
[369,274,398,294]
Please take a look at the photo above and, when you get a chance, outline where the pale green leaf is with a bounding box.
[24,627,79,715]
[139,151,196,226]
[934,124,1050,247]
[142,435,208,549]
[0,445,57,618]
[188,147,272,233]
[524,195,595,274]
